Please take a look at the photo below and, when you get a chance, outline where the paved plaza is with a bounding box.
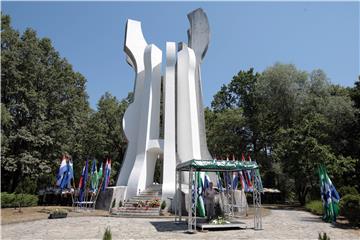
[2,209,359,239]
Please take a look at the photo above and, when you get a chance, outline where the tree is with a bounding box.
[1,14,91,192]
[82,92,130,185]
[207,63,358,204]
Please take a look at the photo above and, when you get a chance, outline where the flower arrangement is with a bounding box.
[48,208,68,219]
[148,199,161,208]
[209,216,230,225]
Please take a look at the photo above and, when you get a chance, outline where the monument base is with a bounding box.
[95,186,127,210]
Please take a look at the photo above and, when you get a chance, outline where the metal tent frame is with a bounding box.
[174,159,263,232]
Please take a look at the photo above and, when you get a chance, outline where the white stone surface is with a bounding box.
[117,19,163,198]
[162,42,177,200]
[117,19,148,187]
[126,44,163,198]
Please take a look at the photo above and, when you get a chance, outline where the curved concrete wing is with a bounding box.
[117,19,148,186]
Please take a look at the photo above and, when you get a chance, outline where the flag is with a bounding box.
[216,172,223,192]
[90,159,98,193]
[56,157,74,189]
[102,159,112,191]
[196,172,206,217]
[239,171,245,190]
[79,159,89,202]
[204,173,210,190]
[97,162,103,188]
[319,165,340,223]
[232,172,239,189]
[56,157,67,187]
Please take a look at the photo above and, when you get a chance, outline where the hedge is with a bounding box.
[340,194,360,226]
[1,192,38,208]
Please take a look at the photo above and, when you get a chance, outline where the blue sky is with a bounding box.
[2,1,359,110]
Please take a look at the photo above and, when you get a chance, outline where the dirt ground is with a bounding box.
[1,206,110,225]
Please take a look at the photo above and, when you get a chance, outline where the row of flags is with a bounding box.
[56,157,112,200]
[193,155,263,217]
[318,164,340,223]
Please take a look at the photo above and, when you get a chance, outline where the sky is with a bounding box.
[2,1,359,110]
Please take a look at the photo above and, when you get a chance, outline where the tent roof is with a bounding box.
[176,159,259,172]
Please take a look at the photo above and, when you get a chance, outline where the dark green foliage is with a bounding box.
[305,200,323,215]
[338,186,359,197]
[1,14,128,192]
[82,92,129,185]
[118,201,123,208]
[1,14,91,192]
[161,200,166,210]
[111,199,116,209]
[103,227,112,240]
[340,194,360,225]
[207,63,359,205]
[318,232,330,240]
[1,192,38,208]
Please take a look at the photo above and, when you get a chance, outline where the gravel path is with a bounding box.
[2,209,359,239]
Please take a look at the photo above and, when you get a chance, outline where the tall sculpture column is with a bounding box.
[117,20,163,198]
[162,42,177,199]
[177,8,212,165]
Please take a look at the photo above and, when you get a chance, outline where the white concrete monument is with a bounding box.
[116,8,212,201]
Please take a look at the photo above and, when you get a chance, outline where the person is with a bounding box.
[205,182,217,221]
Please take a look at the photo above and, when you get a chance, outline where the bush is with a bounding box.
[305,200,323,215]
[318,232,330,240]
[338,186,358,197]
[160,200,166,210]
[340,194,360,226]
[103,227,112,240]
[1,192,38,208]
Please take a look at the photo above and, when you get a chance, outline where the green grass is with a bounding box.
[305,200,323,215]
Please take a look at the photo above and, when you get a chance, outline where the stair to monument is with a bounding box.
[111,184,162,217]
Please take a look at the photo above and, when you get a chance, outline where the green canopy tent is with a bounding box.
[175,159,263,232]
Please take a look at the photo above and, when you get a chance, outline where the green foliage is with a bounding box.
[82,92,129,185]
[160,200,166,210]
[207,63,359,204]
[1,192,38,208]
[305,200,323,215]
[1,15,128,192]
[103,227,112,240]
[118,200,123,208]
[1,14,91,192]
[318,232,330,240]
[111,199,116,209]
[338,186,359,197]
[340,194,360,225]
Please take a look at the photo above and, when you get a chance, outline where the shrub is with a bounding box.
[160,200,166,210]
[339,194,360,226]
[318,232,330,240]
[111,199,116,208]
[338,186,358,197]
[1,192,38,208]
[103,227,112,240]
[305,200,323,215]
[118,201,122,208]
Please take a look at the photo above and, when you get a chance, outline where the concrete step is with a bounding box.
[131,196,160,200]
[111,207,160,216]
